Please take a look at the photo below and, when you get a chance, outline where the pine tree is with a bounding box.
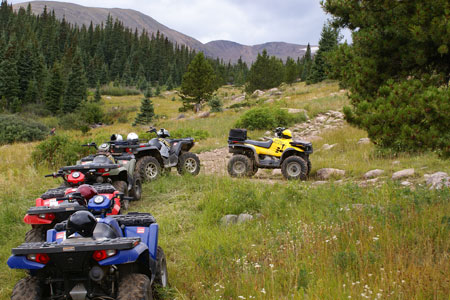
[63,49,87,113]
[166,75,173,90]
[145,85,153,98]
[133,96,155,126]
[245,49,284,93]
[284,57,297,84]
[24,79,38,104]
[155,83,161,96]
[94,81,101,102]
[300,44,312,81]
[45,63,64,114]
[180,52,216,111]
[307,23,340,84]
[0,43,20,108]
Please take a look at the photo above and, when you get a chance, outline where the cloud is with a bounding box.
[10,0,351,45]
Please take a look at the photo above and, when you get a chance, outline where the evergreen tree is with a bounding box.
[133,96,155,126]
[300,44,312,81]
[155,83,161,96]
[0,43,20,108]
[307,23,340,84]
[63,49,87,113]
[45,62,64,114]
[24,79,38,104]
[180,52,217,111]
[166,75,173,90]
[94,81,101,102]
[284,57,297,84]
[145,85,153,98]
[245,49,284,93]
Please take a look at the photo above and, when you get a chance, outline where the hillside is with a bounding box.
[1,81,450,299]
[13,1,310,63]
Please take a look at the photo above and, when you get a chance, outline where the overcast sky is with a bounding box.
[11,0,351,45]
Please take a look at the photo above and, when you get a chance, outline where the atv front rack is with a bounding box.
[12,237,141,255]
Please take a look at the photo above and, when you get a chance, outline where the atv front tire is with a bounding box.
[113,180,129,211]
[25,226,47,242]
[281,156,308,180]
[117,273,153,300]
[228,154,253,177]
[307,158,312,176]
[11,276,42,300]
[177,152,200,176]
[137,157,161,182]
[129,176,142,201]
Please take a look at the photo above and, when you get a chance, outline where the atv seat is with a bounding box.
[245,139,273,149]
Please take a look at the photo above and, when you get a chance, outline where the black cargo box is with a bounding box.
[228,129,247,142]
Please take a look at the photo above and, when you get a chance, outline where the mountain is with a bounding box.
[13,1,309,64]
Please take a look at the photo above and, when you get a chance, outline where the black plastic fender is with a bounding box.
[228,144,258,162]
[281,148,308,162]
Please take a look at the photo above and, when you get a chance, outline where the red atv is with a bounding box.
[23,165,129,242]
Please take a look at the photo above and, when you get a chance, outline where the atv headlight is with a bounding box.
[72,172,81,179]
[94,196,104,204]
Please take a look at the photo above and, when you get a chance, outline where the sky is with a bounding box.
[10,0,351,46]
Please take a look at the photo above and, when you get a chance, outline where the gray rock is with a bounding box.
[425,172,450,190]
[321,143,338,151]
[316,168,346,180]
[272,169,282,176]
[401,181,413,186]
[315,115,328,123]
[232,95,246,102]
[252,89,265,97]
[265,131,272,136]
[199,111,210,118]
[392,160,401,165]
[264,99,274,103]
[392,168,415,180]
[268,88,279,95]
[363,169,385,179]
[357,138,371,145]
[237,214,254,223]
[312,181,328,186]
[254,213,264,219]
[221,215,238,225]
[176,114,185,120]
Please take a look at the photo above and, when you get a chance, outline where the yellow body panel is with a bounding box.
[245,138,303,157]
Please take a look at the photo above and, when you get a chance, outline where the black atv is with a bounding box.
[111,128,201,181]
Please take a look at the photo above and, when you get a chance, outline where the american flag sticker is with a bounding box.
[137,227,145,234]
[56,232,65,240]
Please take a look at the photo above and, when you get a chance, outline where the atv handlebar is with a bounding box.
[146,127,157,134]
[45,172,64,178]
[82,142,98,149]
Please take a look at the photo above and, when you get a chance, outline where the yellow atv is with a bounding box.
[227,127,313,180]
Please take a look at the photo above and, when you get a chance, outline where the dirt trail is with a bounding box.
[198,110,345,179]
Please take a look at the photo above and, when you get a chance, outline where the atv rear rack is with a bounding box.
[27,204,87,215]
[12,237,141,255]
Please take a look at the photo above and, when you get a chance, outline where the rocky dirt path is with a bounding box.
[198,110,345,179]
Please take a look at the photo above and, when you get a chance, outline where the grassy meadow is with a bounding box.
[1,81,450,299]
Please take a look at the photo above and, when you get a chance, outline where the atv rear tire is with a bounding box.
[25,226,47,242]
[113,180,129,211]
[137,157,161,182]
[228,154,253,177]
[117,273,153,300]
[177,153,200,176]
[129,176,142,201]
[11,276,42,300]
[281,156,308,180]
[154,246,169,288]
[307,158,312,176]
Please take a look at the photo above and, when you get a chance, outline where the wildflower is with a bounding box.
[401,280,405,283]
[325,240,330,243]
[348,296,351,299]
[343,284,346,288]
[216,289,220,292]
[261,288,266,294]
[368,274,373,277]
[269,264,274,268]
[238,296,245,299]
[356,240,361,245]
[332,235,337,240]
[254,263,261,268]
[373,236,379,241]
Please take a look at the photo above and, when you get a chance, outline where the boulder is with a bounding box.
[199,111,210,118]
[237,214,254,224]
[363,169,385,179]
[425,172,450,190]
[357,138,371,145]
[316,168,346,180]
[312,181,328,186]
[315,115,328,123]
[232,95,246,102]
[401,181,413,187]
[252,89,265,97]
[321,143,338,151]
[272,169,282,176]
[392,168,415,180]
[221,215,238,225]
[176,114,185,120]
[268,88,279,95]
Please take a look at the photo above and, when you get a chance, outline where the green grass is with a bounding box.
[1,81,450,299]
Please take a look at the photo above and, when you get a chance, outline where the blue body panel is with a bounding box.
[7,255,45,270]
[99,243,147,266]
[88,196,111,212]
[124,223,158,259]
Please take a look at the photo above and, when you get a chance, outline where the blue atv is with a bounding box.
[7,192,168,299]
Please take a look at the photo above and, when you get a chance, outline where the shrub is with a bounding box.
[235,106,306,130]
[58,102,104,131]
[31,135,92,167]
[101,83,140,96]
[170,128,209,140]
[208,97,223,112]
[0,114,48,145]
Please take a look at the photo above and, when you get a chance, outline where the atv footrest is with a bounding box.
[111,213,156,227]
[12,237,141,255]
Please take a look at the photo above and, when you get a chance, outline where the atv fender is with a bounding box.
[228,144,258,162]
[123,223,158,260]
[99,242,148,266]
[281,148,308,162]
[172,139,194,155]
[135,148,164,164]
[7,255,45,270]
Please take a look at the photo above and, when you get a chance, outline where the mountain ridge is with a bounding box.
[13,1,309,63]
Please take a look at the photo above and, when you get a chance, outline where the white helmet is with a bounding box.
[127,132,139,141]
[116,134,123,141]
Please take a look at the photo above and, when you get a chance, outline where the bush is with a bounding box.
[31,135,92,167]
[235,106,306,130]
[0,114,48,145]
[101,83,140,96]
[208,97,223,112]
[170,128,210,140]
[58,102,104,131]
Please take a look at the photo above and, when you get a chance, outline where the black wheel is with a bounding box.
[11,276,42,300]
[113,180,129,211]
[117,273,153,300]
[154,246,169,288]
[129,176,142,201]
[25,226,47,242]
[307,158,312,176]
[227,154,253,177]
[137,157,162,182]
[248,160,258,177]
[177,153,200,176]
[281,156,308,180]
